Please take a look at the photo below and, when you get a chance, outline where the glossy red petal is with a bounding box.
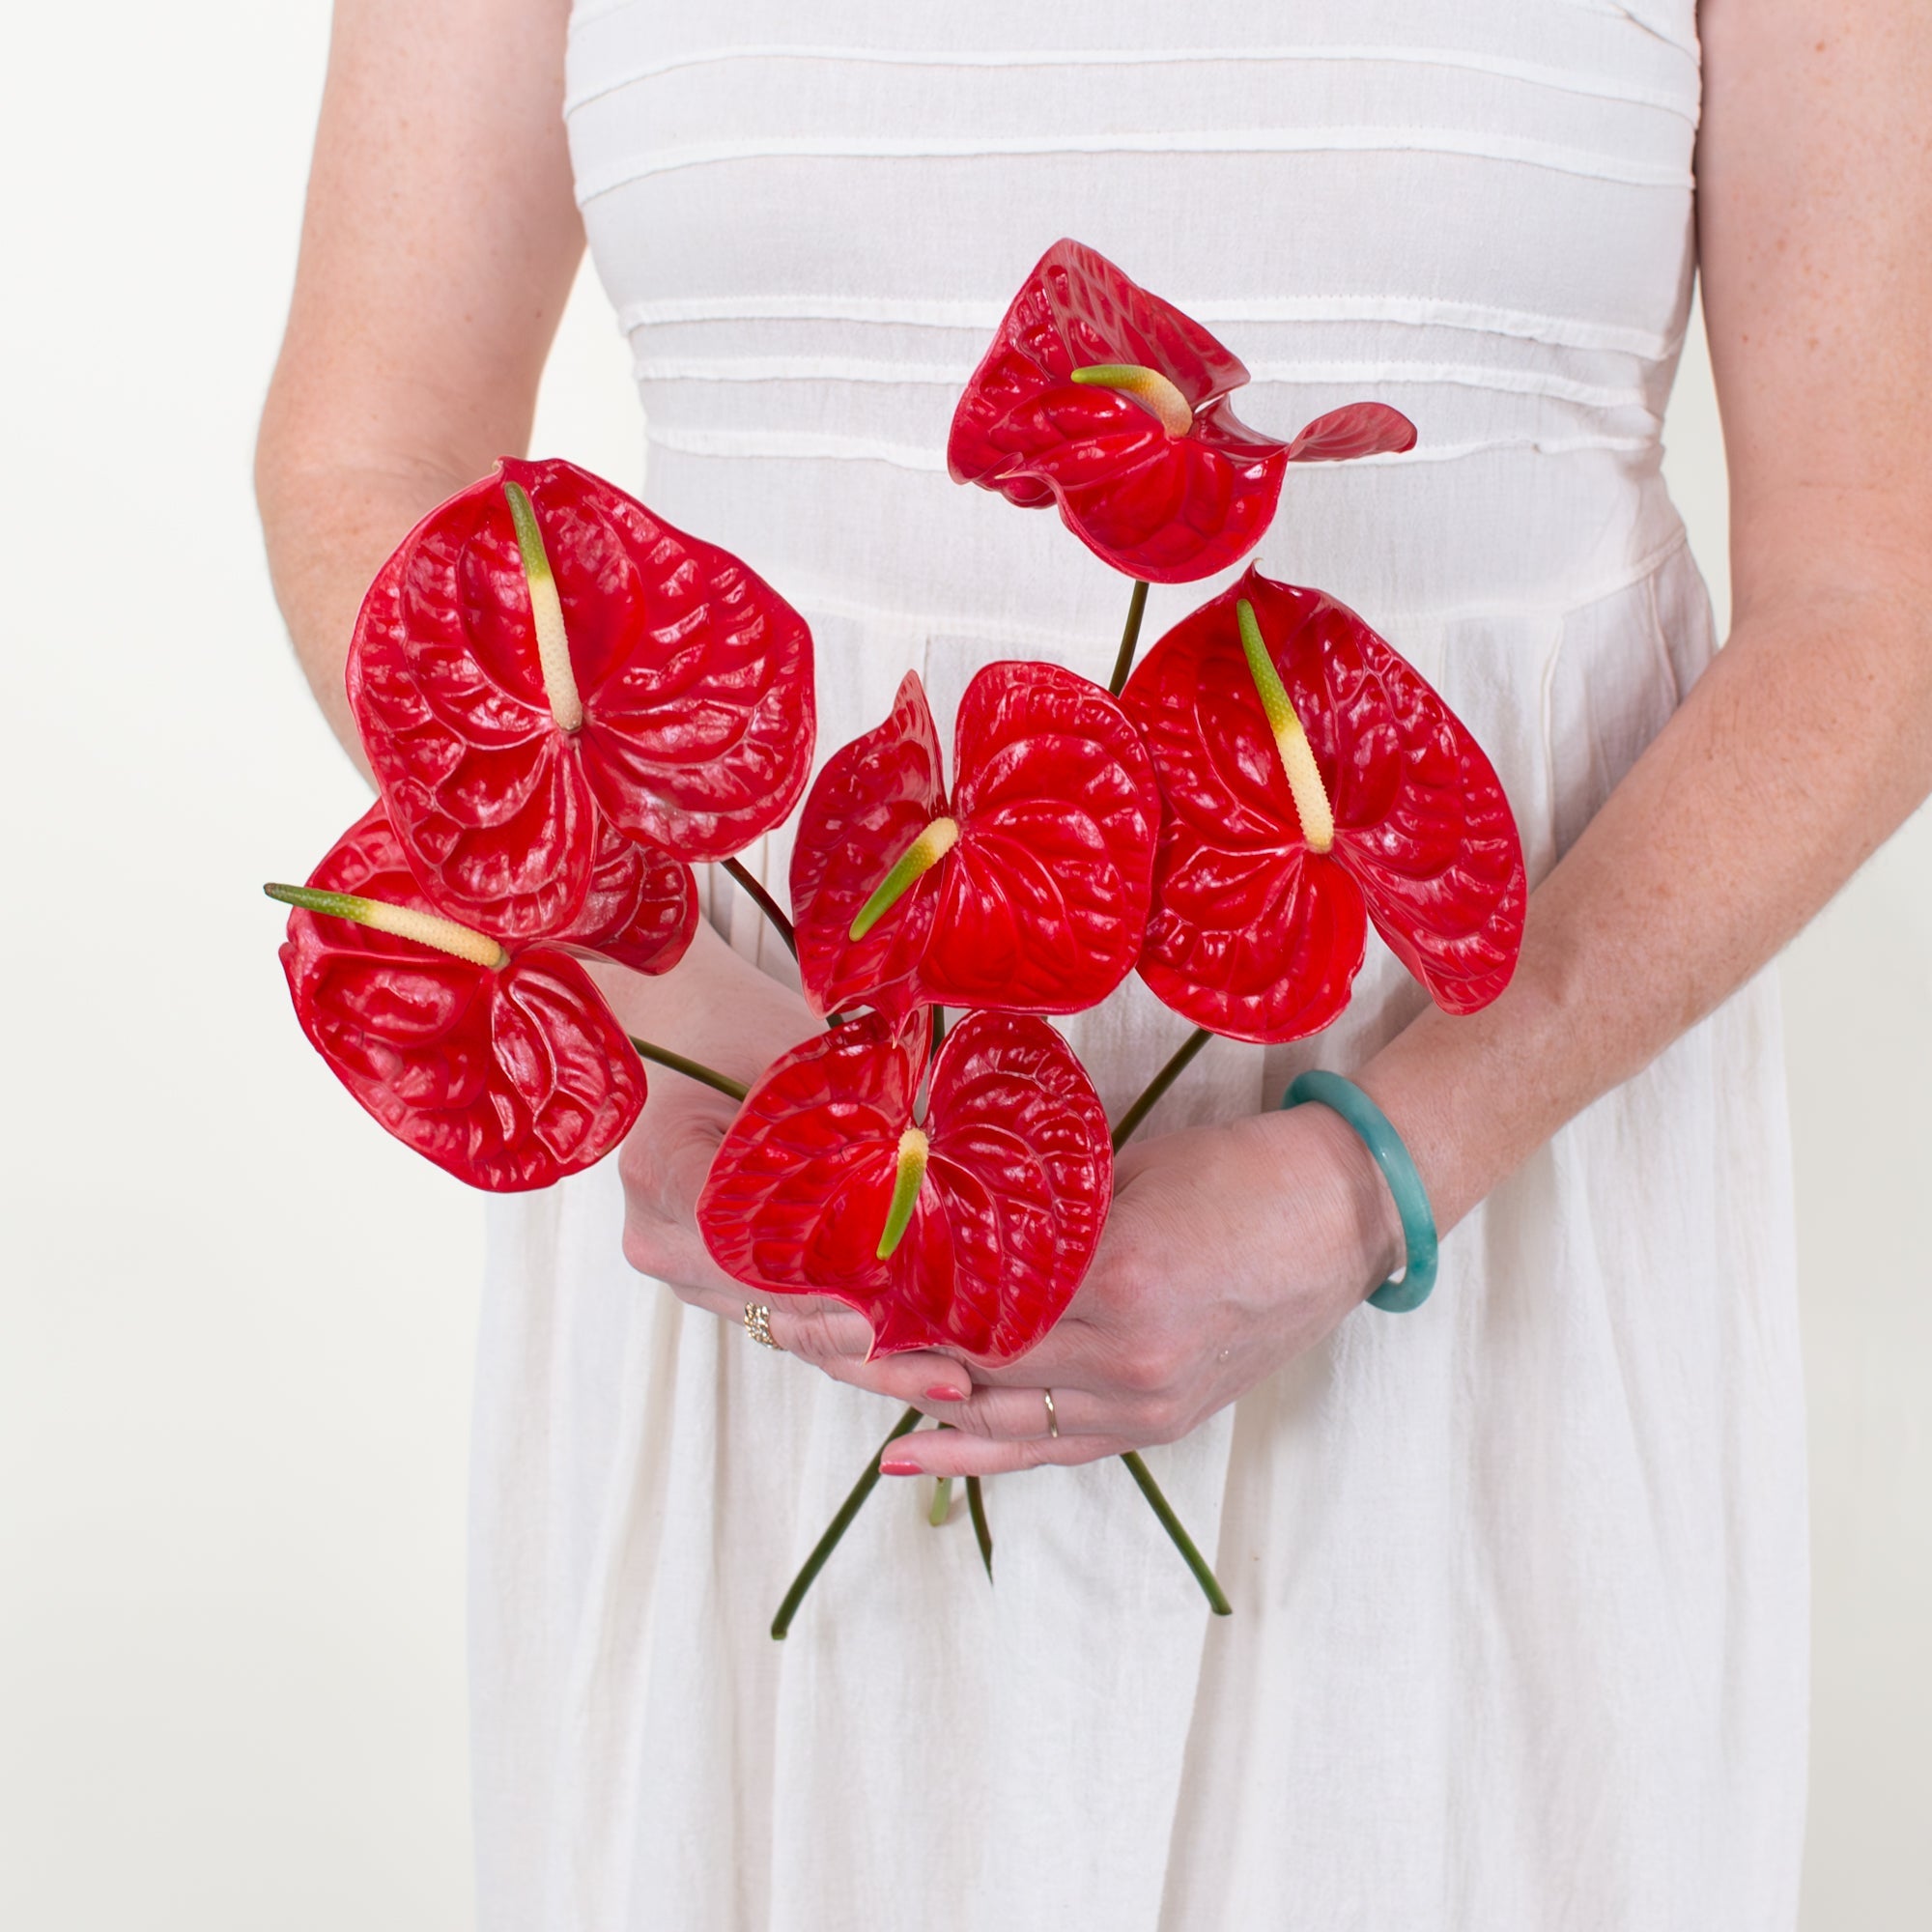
[278,805,645,1190]
[901,1011,1111,1362]
[696,1010,1108,1363]
[947,239,1288,582]
[923,662,1159,1012]
[1136,838,1369,1043]
[499,460,816,862]
[789,673,949,1018]
[1123,570,1525,1036]
[695,1010,927,1297]
[552,820,697,978]
[347,461,815,936]
[1040,396,1289,582]
[1324,667,1527,1017]
[348,489,596,936]
[1285,402,1419,463]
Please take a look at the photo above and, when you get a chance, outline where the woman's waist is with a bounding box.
[636,424,1690,650]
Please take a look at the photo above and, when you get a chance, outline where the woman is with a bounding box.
[258,1,1930,1925]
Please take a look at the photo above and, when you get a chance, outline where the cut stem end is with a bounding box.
[1120,1450,1233,1616]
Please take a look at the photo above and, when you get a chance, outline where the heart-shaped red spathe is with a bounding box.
[347,456,815,938]
[947,239,1416,583]
[277,804,646,1191]
[696,1009,1111,1361]
[1122,566,1526,1043]
[789,662,1160,1019]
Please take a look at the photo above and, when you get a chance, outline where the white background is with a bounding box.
[1,6,1925,1925]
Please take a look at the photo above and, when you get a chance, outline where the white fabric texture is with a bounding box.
[469,4,1808,1926]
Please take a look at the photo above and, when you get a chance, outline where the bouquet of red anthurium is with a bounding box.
[269,240,1526,1633]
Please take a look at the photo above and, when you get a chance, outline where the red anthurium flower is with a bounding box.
[1122,567,1526,1043]
[789,662,1159,1019]
[347,456,814,938]
[947,239,1416,583]
[696,1009,1111,1361]
[271,804,646,1191]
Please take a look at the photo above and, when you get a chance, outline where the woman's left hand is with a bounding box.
[855,1099,1405,1477]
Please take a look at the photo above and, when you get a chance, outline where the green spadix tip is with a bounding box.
[264,882,508,969]
[1235,598,1334,854]
[503,478,584,733]
[849,817,960,941]
[876,1127,930,1260]
[1069,363,1194,437]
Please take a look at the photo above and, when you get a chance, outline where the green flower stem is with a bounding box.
[1107,578,1151,696]
[935,1425,993,1581]
[1120,1451,1232,1617]
[1106,1022,1234,1615]
[1111,1025,1213,1151]
[722,858,797,959]
[624,1037,748,1103]
[927,1476,952,1527]
[965,1475,994,1581]
[771,1405,923,1639]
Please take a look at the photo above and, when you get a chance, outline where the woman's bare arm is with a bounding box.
[258,3,961,1380]
[257,0,582,765]
[1354,0,1932,1228]
[879,0,1932,1477]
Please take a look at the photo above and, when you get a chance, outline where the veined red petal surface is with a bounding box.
[789,673,948,1019]
[553,820,698,978]
[348,525,596,936]
[696,1010,1110,1361]
[1285,402,1419,464]
[1122,567,1525,1042]
[347,458,815,936]
[924,662,1158,1010]
[789,663,1159,1018]
[277,805,645,1190]
[947,239,1286,582]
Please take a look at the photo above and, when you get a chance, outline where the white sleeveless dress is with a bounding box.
[470,5,1807,1925]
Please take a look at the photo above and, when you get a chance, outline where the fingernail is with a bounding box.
[880,1459,923,1477]
[923,1383,969,1403]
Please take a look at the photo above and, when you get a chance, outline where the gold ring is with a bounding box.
[1042,1388,1059,1439]
[743,1303,782,1350]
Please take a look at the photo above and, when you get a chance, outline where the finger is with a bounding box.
[879,1427,1141,1478]
[955,1318,1104,1390]
[761,1298,880,1363]
[762,1306,975,1406]
[661,1280,867,1351]
[624,1222,756,1302]
[808,1345,977,1411]
[934,1383,1111,1443]
[705,1291,979,1409]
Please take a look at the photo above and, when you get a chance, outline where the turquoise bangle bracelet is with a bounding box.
[1281,1070,1439,1313]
